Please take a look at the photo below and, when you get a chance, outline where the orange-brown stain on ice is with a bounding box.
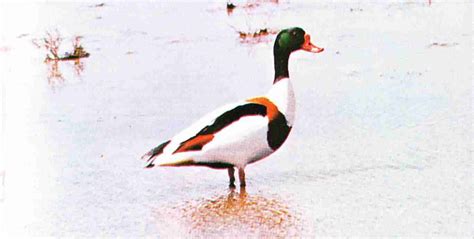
[152,188,301,237]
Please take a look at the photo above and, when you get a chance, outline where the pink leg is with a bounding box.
[238,167,246,187]
[228,167,235,188]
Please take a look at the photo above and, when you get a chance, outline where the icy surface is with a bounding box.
[0,1,472,237]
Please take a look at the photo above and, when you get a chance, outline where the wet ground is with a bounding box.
[0,1,472,237]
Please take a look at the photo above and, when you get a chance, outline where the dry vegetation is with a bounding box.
[32,31,88,86]
[233,28,279,44]
[237,28,278,39]
[32,30,90,62]
[226,1,280,43]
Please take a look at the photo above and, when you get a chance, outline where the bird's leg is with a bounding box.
[228,167,236,188]
[238,167,246,187]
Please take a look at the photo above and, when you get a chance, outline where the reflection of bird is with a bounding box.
[181,187,298,237]
[141,27,324,187]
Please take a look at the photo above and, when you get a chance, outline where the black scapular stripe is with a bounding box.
[197,103,267,135]
[267,113,292,150]
[174,103,267,154]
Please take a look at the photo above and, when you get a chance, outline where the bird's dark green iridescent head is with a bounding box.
[273,27,324,82]
[274,27,324,54]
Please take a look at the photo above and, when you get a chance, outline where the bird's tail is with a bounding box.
[140,140,171,164]
[145,154,195,168]
[141,141,196,168]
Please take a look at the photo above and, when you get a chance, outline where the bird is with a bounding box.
[141,27,324,188]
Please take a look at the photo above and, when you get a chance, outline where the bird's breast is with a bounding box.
[266,78,296,126]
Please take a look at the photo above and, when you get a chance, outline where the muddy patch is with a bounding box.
[154,188,301,237]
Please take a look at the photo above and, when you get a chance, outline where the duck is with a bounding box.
[141,27,324,188]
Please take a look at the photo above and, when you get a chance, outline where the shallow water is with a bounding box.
[154,187,301,237]
[0,1,472,237]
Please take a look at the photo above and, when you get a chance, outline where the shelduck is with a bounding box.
[141,27,324,188]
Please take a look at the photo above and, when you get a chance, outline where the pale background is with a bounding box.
[0,0,472,237]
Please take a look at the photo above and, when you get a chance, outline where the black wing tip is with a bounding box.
[145,163,155,169]
[140,152,152,161]
[140,140,171,162]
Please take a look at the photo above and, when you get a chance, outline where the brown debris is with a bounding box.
[32,31,90,62]
[236,28,279,44]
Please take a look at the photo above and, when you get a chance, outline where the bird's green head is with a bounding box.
[274,27,324,54]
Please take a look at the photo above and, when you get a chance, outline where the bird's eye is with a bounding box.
[292,31,297,36]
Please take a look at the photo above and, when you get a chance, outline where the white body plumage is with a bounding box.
[144,78,295,168]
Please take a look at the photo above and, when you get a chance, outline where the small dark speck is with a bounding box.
[350,8,363,12]
[227,2,236,10]
[428,42,459,48]
[57,119,62,122]
[93,3,105,8]
[17,33,29,38]
[335,51,340,55]
[126,51,134,55]
[113,116,117,119]
[96,16,102,20]
[100,154,104,158]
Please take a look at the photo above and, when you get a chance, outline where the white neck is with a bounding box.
[266,78,296,126]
